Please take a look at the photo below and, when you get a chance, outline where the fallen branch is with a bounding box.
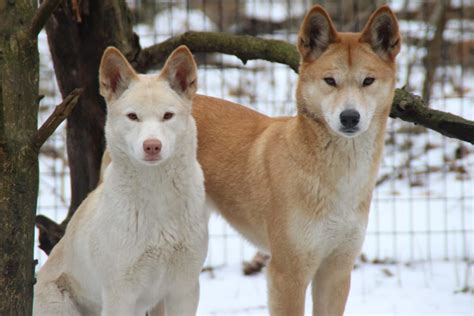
[32,88,83,150]
[137,31,474,144]
[28,0,63,40]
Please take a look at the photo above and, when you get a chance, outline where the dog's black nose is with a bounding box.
[339,109,360,129]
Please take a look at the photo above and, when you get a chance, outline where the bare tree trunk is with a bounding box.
[0,1,39,313]
[37,0,140,254]
[422,0,450,104]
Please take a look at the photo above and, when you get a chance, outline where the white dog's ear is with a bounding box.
[160,45,197,100]
[99,47,138,102]
[297,5,339,63]
[360,5,401,61]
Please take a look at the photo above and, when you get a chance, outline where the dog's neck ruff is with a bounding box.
[300,106,322,124]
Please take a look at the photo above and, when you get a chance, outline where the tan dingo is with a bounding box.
[192,5,401,316]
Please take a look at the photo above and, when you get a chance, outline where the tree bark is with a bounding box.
[421,0,450,104]
[36,0,141,254]
[0,1,39,314]
[134,31,300,73]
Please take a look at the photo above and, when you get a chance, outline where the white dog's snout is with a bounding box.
[143,139,162,156]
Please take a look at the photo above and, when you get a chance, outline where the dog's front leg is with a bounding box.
[164,281,200,316]
[267,256,312,316]
[311,251,357,316]
[101,289,139,316]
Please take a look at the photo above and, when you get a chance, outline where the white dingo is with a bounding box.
[34,45,209,316]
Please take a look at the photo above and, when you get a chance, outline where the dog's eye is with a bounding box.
[127,113,139,121]
[323,77,337,87]
[363,77,375,87]
[163,112,174,121]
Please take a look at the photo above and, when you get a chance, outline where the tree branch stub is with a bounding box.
[32,88,83,151]
[390,88,474,144]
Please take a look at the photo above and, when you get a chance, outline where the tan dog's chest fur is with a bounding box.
[193,95,383,263]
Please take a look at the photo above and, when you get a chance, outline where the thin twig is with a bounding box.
[32,88,83,150]
[28,0,63,40]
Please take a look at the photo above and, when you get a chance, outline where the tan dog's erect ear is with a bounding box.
[297,5,339,62]
[99,47,138,102]
[160,45,197,100]
[360,5,401,61]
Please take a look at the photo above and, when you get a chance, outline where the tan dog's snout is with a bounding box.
[143,139,162,159]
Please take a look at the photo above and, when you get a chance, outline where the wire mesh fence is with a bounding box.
[36,0,473,271]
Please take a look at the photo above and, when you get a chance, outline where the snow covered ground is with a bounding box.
[35,0,473,314]
[198,261,473,316]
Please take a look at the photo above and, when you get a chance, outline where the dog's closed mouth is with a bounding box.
[143,156,161,162]
[340,128,359,135]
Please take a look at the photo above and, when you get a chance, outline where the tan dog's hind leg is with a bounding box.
[311,253,355,316]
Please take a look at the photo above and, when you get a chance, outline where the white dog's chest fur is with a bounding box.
[77,163,208,308]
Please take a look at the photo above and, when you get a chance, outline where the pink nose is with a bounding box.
[143,139,162,156]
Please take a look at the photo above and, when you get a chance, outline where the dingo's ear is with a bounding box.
[160,46,197,100]
[297,5,339,62]
[360,5,401,61]
[99,47,138,102]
